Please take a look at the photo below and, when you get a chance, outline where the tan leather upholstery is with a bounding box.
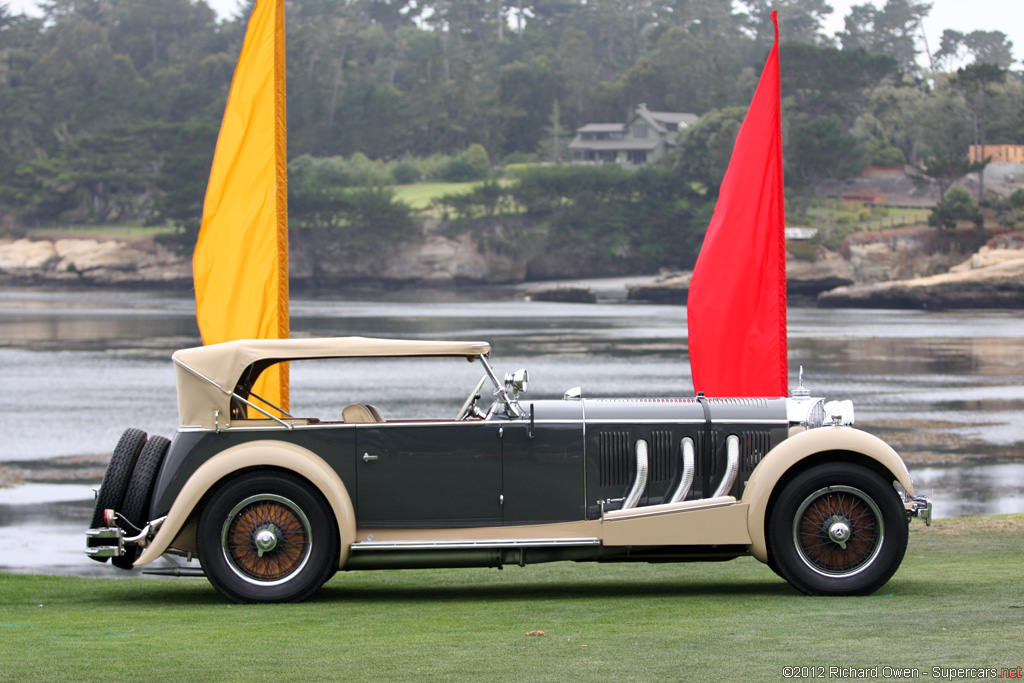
[342,404,374,423]
[364,404,384,422]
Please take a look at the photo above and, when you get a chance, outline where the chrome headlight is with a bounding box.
[788,396,826,429]
[787,397,855,429]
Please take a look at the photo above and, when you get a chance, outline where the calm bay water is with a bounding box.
[1,287,1022,573]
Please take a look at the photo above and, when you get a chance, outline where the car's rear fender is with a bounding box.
[742,426,915,563]
[134,440,356,568]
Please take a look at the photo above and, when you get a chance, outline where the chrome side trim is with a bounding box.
[350,537,601,551]
[668,437,694,503]
[603,497,735,521]
[622,439,649,510]
[712,435,739,498]
[583,419,786,426]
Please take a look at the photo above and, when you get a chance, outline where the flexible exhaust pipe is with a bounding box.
[712,435,739,498]
[668,437,695,503]
[622,439,649,510]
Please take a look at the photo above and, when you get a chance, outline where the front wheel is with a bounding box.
[767,462,908,596]
[197,471,338,603]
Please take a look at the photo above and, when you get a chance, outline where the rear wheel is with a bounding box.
[767,462,908,596]
[88,429,147,562]
[197,471,338,603]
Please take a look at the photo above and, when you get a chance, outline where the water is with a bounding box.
[1,287,1022,574]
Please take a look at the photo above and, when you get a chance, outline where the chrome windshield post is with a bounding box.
[477,355,525,418]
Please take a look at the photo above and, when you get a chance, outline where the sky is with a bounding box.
[6,0,1022,68]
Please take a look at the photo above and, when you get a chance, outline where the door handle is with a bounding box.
[362,452,379,462]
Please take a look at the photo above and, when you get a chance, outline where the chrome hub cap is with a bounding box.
[254,525,278,557]
[827,516,851,549]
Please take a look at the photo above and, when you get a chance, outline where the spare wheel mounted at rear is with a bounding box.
[134,441,355,568]
[741,426,915,564]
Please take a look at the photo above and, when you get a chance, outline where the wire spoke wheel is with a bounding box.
[223,495,312,584]
[793,485,883,577]
[197,472,338,603]
[768,462,908,596]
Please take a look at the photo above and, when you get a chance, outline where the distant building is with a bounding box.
[969,145,1024,164]
[568,104,698,166]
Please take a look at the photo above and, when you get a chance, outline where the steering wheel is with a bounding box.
[456,374,489,420]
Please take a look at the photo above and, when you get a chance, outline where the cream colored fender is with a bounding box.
[135,440,356,568]
[742,426,915,564]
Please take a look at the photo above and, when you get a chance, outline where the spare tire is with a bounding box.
[112,435,170,570]
[87,428,147,563]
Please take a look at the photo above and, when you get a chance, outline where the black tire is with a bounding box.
[87,428,147,562]
[111,435,171,570]
[196,471,339,603]
[767,462,908,596]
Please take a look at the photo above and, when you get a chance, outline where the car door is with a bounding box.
[355,421,503,527]
[500,400,586,525]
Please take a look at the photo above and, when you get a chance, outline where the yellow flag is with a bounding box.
[193,0,289,416]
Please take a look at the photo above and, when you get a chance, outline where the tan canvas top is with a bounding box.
[172,337,490,428]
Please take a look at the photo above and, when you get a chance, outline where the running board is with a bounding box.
[350,537,601,551]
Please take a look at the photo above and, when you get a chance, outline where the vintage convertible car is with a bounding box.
[86,336,931,603]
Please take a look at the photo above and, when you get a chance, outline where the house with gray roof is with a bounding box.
[568,104,698,166]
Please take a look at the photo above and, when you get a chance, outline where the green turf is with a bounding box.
[392,181,482,210]
[1,515,1021,682]
[25,223,176,240]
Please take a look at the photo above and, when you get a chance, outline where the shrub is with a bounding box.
[289,184,418,255]
[391,161,420,185]
[929,186,981,230]
[465,144,491,178]
[441,159,480,182]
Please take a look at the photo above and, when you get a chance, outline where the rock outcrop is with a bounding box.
[0,237,191,286]
[819,244,1024,309]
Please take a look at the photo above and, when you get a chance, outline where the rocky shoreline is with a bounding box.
[2,228,1022,308]
[627,231,1024,309]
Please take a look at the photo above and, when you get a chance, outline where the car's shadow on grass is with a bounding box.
[312,578,797,603]
[84,573,797,606]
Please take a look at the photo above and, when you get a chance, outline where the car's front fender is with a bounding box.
[135,440,356,568]
[742,426,915,563]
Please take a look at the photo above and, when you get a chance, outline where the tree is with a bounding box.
[743,0,835,47]
[928,185,981,230]
[839,0,931,75]
[909,154,986,232]
[495,57,557,156]
[786,113,867,218]
[935,30,1015,69]
[536,99,568,163]
[557,26,597,121]
[674,106,746,194]
[156,117,219,241]
[780,43,897,129]
[950,63,1007,222]
[859,82,930,164]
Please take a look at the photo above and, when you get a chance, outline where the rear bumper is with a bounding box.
[85,515,167,561]
[85,526,125,558]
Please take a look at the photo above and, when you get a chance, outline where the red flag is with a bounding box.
[687,11,786,398]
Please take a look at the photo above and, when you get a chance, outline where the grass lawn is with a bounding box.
[394,180,514,212]
[393,181,482,211]
[1,515,1022,681]
[25,223,177,241]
